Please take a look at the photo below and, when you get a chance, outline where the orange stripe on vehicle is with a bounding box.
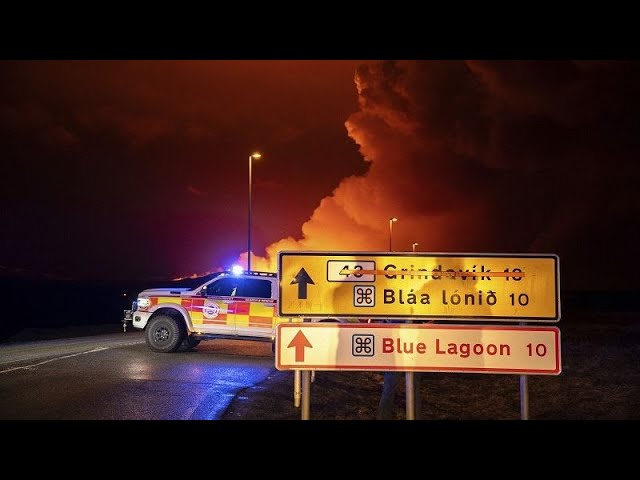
[203,313,228,324]
[248,319,274,329]
[203,319,228,326]
[248,316,273,326]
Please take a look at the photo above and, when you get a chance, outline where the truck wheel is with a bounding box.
[146,315,185,353]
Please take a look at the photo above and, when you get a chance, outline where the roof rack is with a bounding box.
[222,270,276,278]
[245,271,276,277]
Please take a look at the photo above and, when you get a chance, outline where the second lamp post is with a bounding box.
[248,152,261,272]
[388,217,398,251]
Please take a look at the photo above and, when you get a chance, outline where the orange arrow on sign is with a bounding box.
[287,330,313,362]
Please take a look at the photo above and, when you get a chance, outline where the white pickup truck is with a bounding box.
[124,270,361,353]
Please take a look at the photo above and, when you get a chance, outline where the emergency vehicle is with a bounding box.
[124,270,354,353]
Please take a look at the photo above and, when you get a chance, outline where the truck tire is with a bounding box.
[146,314,185,353]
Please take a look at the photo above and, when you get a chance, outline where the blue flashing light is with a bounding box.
[231,265,244,275]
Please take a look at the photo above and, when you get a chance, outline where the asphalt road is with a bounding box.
[0,332,276,419]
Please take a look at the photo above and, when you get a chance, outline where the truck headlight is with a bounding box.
[137,297,151,310]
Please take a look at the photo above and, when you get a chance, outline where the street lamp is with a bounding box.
[388,217,398,251]
[248,152,261,272]
[412,242,419,253]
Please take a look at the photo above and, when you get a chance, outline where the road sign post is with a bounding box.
[520,371,529,420]
[294,370,301,408]
[301,370,311,420]
[406,370,416,420]
[519,320,529,420]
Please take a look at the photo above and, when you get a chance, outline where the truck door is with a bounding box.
[234,277,276,338]
[198,276,242,336]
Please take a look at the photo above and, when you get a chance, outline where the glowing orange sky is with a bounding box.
[1,60,639,290]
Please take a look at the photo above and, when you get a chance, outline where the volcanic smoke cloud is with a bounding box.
[249,60,640,290]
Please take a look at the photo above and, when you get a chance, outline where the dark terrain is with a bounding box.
[0,276,157,340]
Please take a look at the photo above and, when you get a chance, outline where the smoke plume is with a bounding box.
[248,60,640,290]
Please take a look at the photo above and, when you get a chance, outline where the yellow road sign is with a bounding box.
[276,323,562,375]
[278,252,560,322]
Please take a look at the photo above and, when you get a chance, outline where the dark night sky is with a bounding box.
[1,60,639,291]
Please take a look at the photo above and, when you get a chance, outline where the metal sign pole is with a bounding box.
[520,373,529,420]
[519,321,529,420]
[294,370,301,408]
[301,370,311,420]
[405,317,417,420]
[406,372,416,420]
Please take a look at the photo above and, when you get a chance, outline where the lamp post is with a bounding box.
[388,217,398,251]
[248,152,261,272]
[412,242,419,253]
